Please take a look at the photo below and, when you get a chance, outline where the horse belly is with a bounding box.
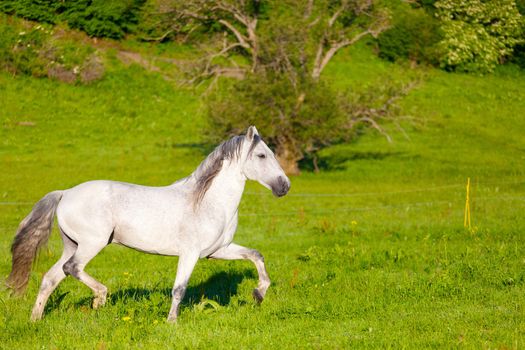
[112,216,183,256]
[109,185,190,256]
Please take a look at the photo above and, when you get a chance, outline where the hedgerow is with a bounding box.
[0,0,145,39]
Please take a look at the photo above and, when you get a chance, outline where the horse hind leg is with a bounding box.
[62,240,109,309]
[31,230,77,321]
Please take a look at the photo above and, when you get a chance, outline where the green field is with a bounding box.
[1,41,524,349]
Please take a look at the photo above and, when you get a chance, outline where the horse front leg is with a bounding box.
[167,253,199,323]
[209,243,271,303]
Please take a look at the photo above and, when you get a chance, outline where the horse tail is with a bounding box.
[6,190,63,294]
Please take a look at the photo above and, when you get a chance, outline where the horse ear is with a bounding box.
[246,126,259,142]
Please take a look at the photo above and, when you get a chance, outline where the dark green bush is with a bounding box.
[0,0,145,39]
[517,0,525,14]
[510,44,525,68]
[510,0,525,68]
[0,0,60,23]
[60,0,146,39]
[377,9,441,66]
[413,0,437,13]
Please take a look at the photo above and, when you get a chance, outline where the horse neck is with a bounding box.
[198,161,246,214]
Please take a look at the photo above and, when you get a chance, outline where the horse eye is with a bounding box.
[257,154,266,159]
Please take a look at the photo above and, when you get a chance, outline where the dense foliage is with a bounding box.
[0,0,60,23]
[510,0,525,67]
[0,0,145,39]
[435,0,524,72]
[377,8,441,65]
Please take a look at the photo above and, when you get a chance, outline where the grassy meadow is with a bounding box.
[1,41,524,349]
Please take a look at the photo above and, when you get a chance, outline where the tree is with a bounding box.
[153,1,403,174]
[207,73,415,174]
[435,0,524,73]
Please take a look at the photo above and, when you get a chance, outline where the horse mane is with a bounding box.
[193,134,261,206]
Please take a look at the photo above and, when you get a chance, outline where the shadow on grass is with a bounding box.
[61,269,255,314]
[44,291,70,315]
[184,269,255,305]
[299,150,404,171]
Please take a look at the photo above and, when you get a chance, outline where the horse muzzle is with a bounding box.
[271,176,291,197]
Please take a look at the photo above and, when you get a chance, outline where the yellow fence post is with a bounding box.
[464,177,471,229]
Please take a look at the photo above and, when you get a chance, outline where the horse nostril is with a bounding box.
[276,176,290,196]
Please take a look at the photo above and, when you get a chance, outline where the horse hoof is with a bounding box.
[252,289,264,304]
[92,296,106,309]
[30,313,42,322]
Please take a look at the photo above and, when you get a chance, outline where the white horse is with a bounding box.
[6,126,290,322]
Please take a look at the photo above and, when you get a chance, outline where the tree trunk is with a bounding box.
[276,143,302,176]
[276,154,301,176]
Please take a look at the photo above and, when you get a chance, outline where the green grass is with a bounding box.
[1,42,524,349]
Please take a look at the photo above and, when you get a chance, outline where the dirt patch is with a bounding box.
[80,54,105,84]
[117,51,161,72]
[47,64,77,84]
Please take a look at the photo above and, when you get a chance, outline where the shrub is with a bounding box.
[377,9,441,65]
[510,43,525,68]
[517,0,525,14]
[0,0,60,23]
[0,0,146,39]
[510,0,525,68]
[413,0,438,13]
[435,0,524,73]
[60,0,146,39]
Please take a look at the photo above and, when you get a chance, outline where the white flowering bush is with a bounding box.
[435,0,524,72]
